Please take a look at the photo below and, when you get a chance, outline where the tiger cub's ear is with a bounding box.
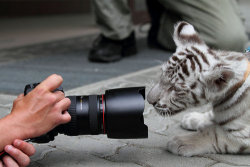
[202,65,235,92]
[173,21,204,47]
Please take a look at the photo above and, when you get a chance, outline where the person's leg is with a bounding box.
[92,0,133,40]
[157,0,248,51]
[89,0,137,62]
[155,10,181,51]
[146,0,166,50]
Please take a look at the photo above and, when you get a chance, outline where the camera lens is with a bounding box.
[24,84,148,143]
[58,95,105,136]
[58,87,148,139]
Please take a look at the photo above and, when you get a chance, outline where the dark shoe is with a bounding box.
[88,32,137,62]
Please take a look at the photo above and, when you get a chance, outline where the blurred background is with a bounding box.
[0,0,249,95]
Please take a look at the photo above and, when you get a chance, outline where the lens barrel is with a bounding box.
[24,84,148,143]
[58,95,104,136]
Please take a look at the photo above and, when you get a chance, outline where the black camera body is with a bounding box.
[24,83,148,143]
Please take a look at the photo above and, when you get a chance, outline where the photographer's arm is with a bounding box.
[0,74,71,151]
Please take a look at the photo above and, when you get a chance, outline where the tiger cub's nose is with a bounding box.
[147,83,161,105]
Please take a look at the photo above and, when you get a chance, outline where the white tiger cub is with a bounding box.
[147,21,250,156]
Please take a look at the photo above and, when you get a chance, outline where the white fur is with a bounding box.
[148,21,250,156]
[169,23,250,156]
[180,24,196,35]
[181,111,213,130]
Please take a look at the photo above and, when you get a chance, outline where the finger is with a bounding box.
[13,139,35,156]
[0,160,3,167]
[13,94,24,104]
[17,94,24,99]
[54,98,71,113]
[54,98,71,123]
[60,98,71,111]
[37,74,63,92]
[2,156,18,167]
[4,145,30,167]
[53,91,65,103]
[61,111,71,124]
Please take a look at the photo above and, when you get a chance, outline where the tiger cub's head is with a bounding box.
[147,21,246,116]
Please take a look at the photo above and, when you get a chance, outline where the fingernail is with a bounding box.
[15,140,21,147]
[5,145,13,152]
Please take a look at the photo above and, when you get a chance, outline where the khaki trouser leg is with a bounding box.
[157,0,248,51]
[92,0,134,40]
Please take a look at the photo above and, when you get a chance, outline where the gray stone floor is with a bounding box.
[1,66,250,167]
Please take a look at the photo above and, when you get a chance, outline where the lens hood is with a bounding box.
[105,87,148,138]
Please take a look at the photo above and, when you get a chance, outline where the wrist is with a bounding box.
[0,115,23,151]
[3,114,31,140]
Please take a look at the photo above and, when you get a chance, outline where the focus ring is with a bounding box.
[88,95,99,134]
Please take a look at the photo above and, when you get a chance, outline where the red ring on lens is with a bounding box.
[102,94,105,134]
[0,151,5,156]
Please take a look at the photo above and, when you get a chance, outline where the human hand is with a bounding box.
[6,74,71,139]
[0,139,35,167]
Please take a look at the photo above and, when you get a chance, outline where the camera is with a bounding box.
[24,83,148,143]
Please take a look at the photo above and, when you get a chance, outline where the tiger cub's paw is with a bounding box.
[167,136,199,156]
[181,112,212,131]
